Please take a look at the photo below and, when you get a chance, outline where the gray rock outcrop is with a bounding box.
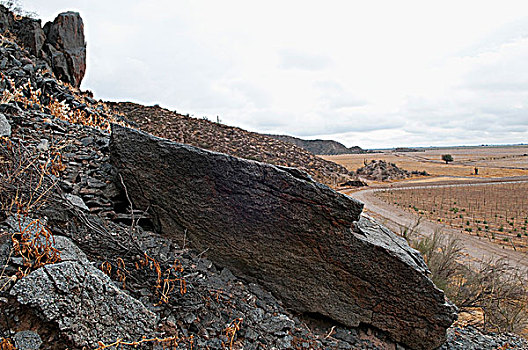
[13,330,43,350]
[110,124,457,350]
[267,134,365,155]
[10,237,157,348]
[0,5,86,87]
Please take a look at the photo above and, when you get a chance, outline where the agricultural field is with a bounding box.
[375,182,528,250]
[323,145,528,178]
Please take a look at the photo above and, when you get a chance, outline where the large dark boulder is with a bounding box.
[43,11,86,88]
[110,125,457,350]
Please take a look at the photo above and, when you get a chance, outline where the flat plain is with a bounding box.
[328,145,528,252]
[323,145,528,178]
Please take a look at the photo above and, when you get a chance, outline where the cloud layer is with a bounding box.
[24,0,528,148]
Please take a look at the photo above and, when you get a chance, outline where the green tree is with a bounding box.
[442,154,453,164]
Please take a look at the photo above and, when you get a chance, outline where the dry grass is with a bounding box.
[0,137,62,216]
[224,318,243,350]
[0,137,62,290]
[0,338,15,350]
[323,146,528,179]
[0,72,128,133]
[404,224,528,335]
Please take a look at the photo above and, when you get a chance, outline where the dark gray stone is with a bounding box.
[43,12,86,87]
[10,260,158,348]
[260,314,294,335]
[13,17,45,57]
[110,125,457,350]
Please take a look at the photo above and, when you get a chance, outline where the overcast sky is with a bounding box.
[22,0,528,148]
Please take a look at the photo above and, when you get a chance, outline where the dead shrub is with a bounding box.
[11,217,61,278]
[402,222,528,334]
[0,137,62,217]
[0,337,15,350]
[135,253,187,305]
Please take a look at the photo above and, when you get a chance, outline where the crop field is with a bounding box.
[323,145,528,179]
[375,182,528,250]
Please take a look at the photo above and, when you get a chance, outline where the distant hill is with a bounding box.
[266,134,365,155]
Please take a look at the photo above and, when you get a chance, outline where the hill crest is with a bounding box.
[267,133,365,155]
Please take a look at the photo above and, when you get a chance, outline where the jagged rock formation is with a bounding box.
[109,102,353,186]
[356,160,429,181]
[0,6,86,87]
[42,12,86,88]
[268,134,365,155]
[111,125,457,350]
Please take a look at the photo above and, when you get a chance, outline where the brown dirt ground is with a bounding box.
[323,145,528,178]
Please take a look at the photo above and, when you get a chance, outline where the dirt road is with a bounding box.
[345,186,528,271]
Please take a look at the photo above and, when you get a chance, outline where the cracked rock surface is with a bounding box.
[111,124,457,350]
[10,241,157,348]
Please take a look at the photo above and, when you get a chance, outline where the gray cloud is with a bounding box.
[21,0,528,148]
[278,49,332,71]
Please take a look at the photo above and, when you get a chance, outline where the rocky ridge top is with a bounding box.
[267,134,365,155]
[109,102,354,186]
[0,5,86,88]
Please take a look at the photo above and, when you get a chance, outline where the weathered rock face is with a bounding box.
[0,6,86,87]
[12,17,46,57]
[110,125,457,350]
[43,12,86,88]
[10,237,158,348]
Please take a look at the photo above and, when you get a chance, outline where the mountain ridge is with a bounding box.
[267,133,366,155]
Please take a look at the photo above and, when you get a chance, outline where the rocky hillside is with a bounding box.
[357,160,429,181]
[267,134,365,155]
[108,102,353,186]
[0,5,526,350]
